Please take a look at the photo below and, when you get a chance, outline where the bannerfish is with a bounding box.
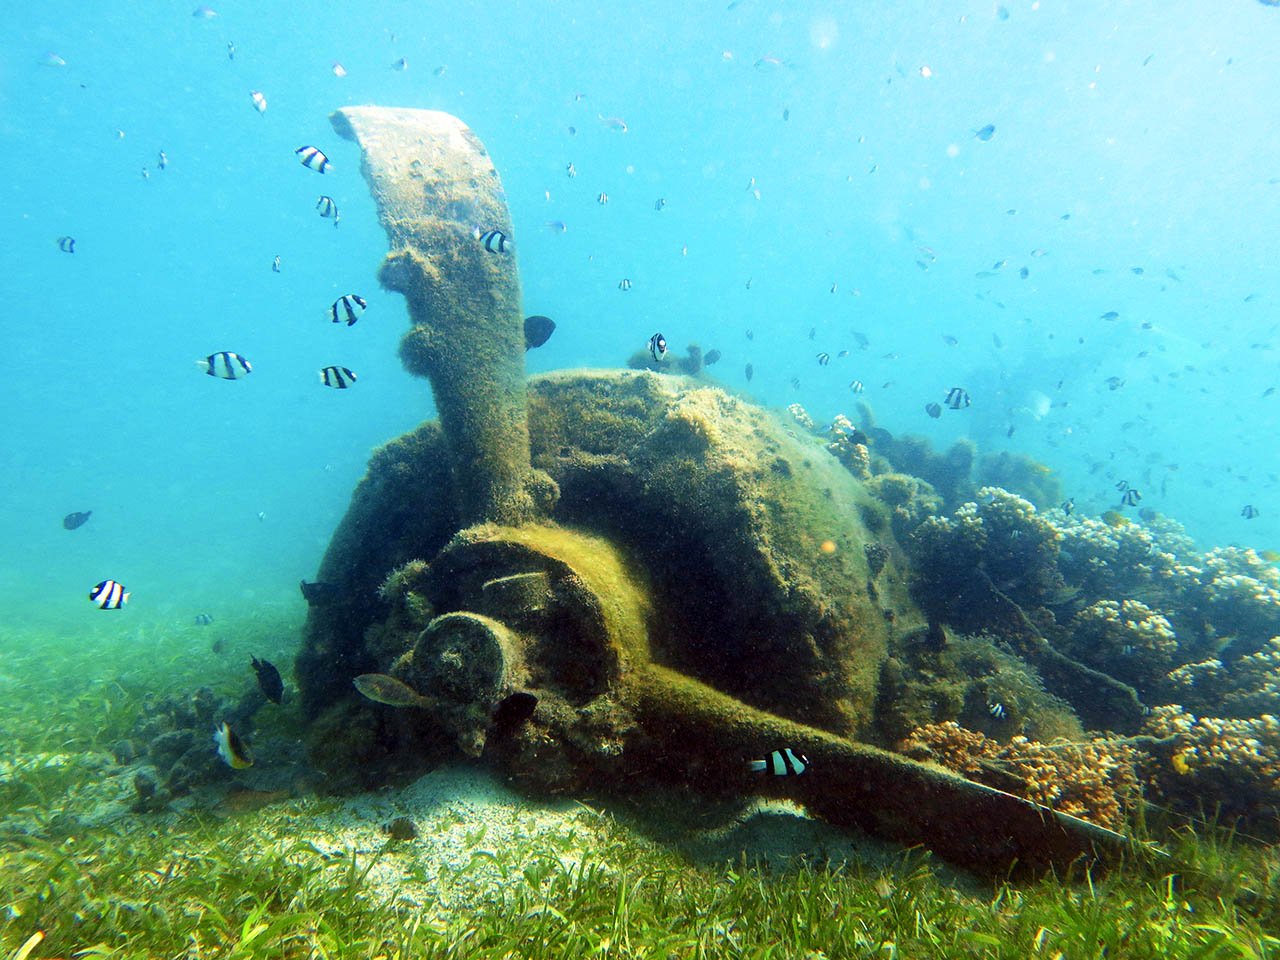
[491,691,539,729]
[988,701,1007,720]
[197,351,252,380]
[749,747,808,776]
[654,198,666,211]
[249,90,267,114]
[566,162,576,178]
[251,656,284,704]
[704,349,722,366]
[1121,488,1142,507]
[945,387,971,409]
[474,227,511,253]
[1243,504,1260,519]
[315,195,340,225]
[524,315,556,350]
[299,579,340,606]
[648,332,667,363]
[195,613,214,626]
[328,294,366,326]
[89,579,129,610]
[296,145,332,174]
[213,721,253,769]
[57,236,76,254]
[925,402,942,419]
[62,510,92,530]
[849,380,864,393]
[272,255,281,273]
[353,673,437,708]
[618,278,632,291]
[816,352,830,366]
[1061,498,1075,515]
[319,365,357,389]
[597,191,609,205]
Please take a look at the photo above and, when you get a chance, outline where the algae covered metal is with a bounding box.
[299,105,1134,877]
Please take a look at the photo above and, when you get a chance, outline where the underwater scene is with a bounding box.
[5,1,1280,957]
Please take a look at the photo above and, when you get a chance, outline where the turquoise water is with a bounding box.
[3,2,1277,626]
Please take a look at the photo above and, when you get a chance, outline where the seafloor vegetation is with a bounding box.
[2,617,1279,959]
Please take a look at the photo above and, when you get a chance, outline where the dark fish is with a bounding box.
[197,351,252,380]
[745,363,754,382]
[925,402,942,419]
[1100,311,1120,321]
[319,365,357,389]
[492,691,538,728]
[1019,266,1029,279]
[1105,376,1125,391]
[1242,504,1260,519]
[944,386,971,409]
[808,327,816,340]
[299,579,340,606]
[974,123,996,141]
[852,331,870,349]
[353,673,436,708]
[57,236,76,253]
[704,349,722,366]
[1061,498,1074,515]
[251,656,284,704]
[648,332,667,362]
[1131,266,1144,275]
[62,510,92,530]
[524,315,556,350]
[942,335,959,346]
[749,747,808,776]
[296,145,332,173]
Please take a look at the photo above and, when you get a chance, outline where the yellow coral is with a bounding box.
[899,721,1141,831]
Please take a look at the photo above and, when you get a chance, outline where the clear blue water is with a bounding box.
[4,0,1278,632]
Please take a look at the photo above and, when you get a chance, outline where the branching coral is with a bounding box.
[1060,599,1178,691]
[1143,705,1280,833]
[898,721,1141,831]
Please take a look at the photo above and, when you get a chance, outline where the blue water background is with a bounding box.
[2,0,1277,632]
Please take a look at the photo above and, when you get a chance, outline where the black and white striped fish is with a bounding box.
[315,195,340,226]
[89,579,129,610]
[648,332,667,362]
[618,278,632,291]
[57,236,76,253]
[319,365,357,389]
[988,701,1007,720]
[197,351,253,380]
[296,145,331,173]
[597,191,609,205]
[749,747,808,776]
[328,294,367,326]
[473,227,511,253]
[944,386,971,409]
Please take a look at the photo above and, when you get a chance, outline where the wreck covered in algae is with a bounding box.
[296,106,1137,877]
